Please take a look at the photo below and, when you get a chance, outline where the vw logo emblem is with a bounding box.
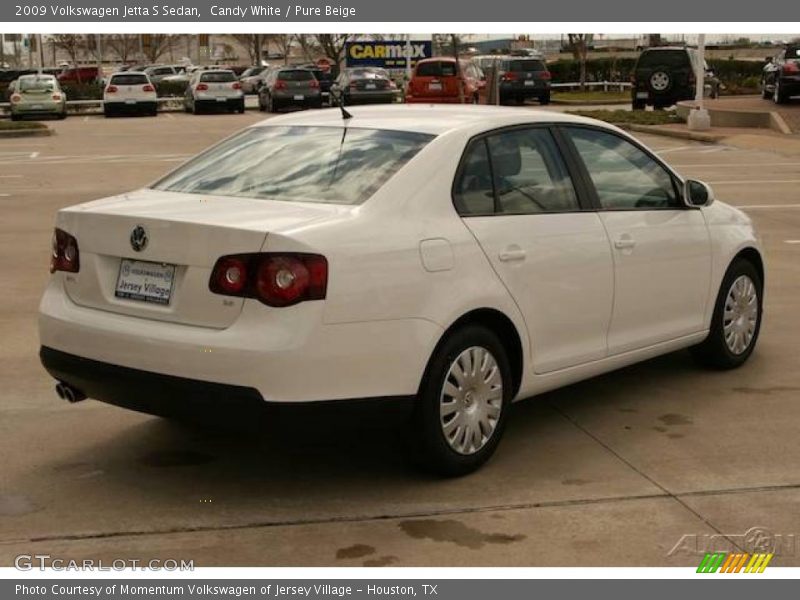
[130,225,148,252]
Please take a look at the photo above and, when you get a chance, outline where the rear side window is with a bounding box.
[277,70,314,81]
[637,50,691,69]
[111,74,148,85]
[566,127,679,210]
[416,61,458,77]
[454,128,579,216]
[200,72,236,83]
[507,60,546,72]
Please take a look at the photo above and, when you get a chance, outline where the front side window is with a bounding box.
[454,128,579,216]
[153,126,434,205]
[566,127,679,210]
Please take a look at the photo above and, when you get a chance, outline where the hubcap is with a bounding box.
[650,71,670,91]
[439,346,503,455]
[723,275,759,355]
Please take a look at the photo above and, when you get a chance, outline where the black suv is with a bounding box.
[762,45,800,104]
[497,57,551,105]
[631,47,718,110]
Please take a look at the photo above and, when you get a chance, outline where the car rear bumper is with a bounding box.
[499,83,550,97]
[406,95,464,104]
[38,277,440,404]
[105,100,157,112]
[194,96,244,109]
[345,91,397,104]
[778,76,800,94]
[12,103,64,115]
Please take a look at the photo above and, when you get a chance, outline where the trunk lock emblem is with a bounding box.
[130,225,148,252]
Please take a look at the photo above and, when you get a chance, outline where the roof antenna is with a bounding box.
[331,86,353,120]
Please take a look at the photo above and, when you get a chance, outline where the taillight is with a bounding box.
[196,83,208,91]
[540,71,552,81]
[142,84,155,92]
[232,81,242,90]
[783,62,800,74]
[500,72,518,82]
[274,80,287,90]
[50,228,80,274]
[10,94,21,103]
[210,253,327,307]
[388,81,397,89]
[309,79,320,89]
[52,94,62,101]
[105,85,117,93]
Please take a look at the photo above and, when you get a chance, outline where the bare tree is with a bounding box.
[51,34,86,66]
[141,34,175,64]
[267,34,294,65]
[567,34,593,89]
[294,35,319,62]
[314,34,351,69]
[106,34,139,64]
[231,34,264,65]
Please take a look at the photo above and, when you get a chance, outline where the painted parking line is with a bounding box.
[785,240,800,244]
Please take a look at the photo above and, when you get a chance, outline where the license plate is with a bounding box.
[125,99,136,105]
[365,83,376,90]
[293,94,304,100]
[524,80,534,87]
[31,104,44,109]
[636,92,648,99]
[216,97,227,102]
[115,259,175,306]
[429,82,442,91]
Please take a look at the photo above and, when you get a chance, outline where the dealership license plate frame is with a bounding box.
[114,259,176,306]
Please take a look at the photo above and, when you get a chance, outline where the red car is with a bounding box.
[406,57,484,104]
[57,66,102,84]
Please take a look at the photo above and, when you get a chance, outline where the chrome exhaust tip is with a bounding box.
[56,382,87,403]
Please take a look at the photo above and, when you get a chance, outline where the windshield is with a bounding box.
[152,126,434,205]
[507,59,546,72]
[18,77,55,92]
[111,74,148,85]
[637,50,691,69]
[200,71,235,83]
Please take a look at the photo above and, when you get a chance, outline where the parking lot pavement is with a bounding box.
[1,114,799,567]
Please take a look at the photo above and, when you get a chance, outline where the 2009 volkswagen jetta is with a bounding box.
[40,105,764,475]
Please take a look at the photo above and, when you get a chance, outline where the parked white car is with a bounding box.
[103,71,158,117]
[39,106,764,475]
[183,69,245,114]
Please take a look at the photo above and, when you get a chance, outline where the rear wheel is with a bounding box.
[57,111,67,120]
[761,78,771,99]
[237,100,245,114]
[539,92,550,105]
[10,113,20,122]
[632,99,646,110]
[410,325,512,476]
[691,258,762,369]
[774,79,789,104]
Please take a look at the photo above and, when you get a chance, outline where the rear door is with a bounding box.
[454,126,614,373]
[562,126,711,354]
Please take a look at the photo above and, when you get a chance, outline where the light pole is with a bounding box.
[687,33,711,131]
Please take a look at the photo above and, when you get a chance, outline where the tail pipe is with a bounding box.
[55,382,87,403]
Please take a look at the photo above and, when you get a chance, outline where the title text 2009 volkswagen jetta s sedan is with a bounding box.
[40,105,764,475]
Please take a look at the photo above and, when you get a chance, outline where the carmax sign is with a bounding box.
[345,40,433,69]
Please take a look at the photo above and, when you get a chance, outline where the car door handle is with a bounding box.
[614,235,636,250]
[499,248,527,262]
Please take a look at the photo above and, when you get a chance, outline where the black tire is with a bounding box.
[761,78,771,99]
[237,100,245,114]
[409,325,512,476]
[267,95,277,113]
[514,95,525,105]
[10,113,20,122]
[539,93,550,105]
[103,107,112,118]
[191,101,200,115]
[691,258,763,370]
[57,111,67,120]
[632,99,646,110]
[774,79,789,105]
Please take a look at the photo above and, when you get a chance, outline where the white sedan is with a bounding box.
[39,105,764,475]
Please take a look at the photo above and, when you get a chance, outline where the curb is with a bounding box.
[551,99,630,106]
[676,100,795,135]
[620,123,723,143]
[0,127,53,138]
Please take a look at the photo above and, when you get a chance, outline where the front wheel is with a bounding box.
[409,325,512,476]
[691,258,762,369]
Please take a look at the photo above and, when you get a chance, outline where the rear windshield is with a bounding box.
[416,61,458,77]
[111,74,148,85]
[18,77,55,91]
[277,70,314,81]
[200,71,235,83]
[152,126,434,205]
[637,50,691,69]
[787,47,800,59]
[350,69,389,80]
[507,59,546,72]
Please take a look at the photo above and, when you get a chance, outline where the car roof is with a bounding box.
[249,104,612,136]
[111,71,147,76]
[18,73,56,79]
[200,69,235,75]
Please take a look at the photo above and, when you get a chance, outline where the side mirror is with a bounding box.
[684,179,715,207]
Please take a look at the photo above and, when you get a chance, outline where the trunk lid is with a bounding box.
[57,189,347,329]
